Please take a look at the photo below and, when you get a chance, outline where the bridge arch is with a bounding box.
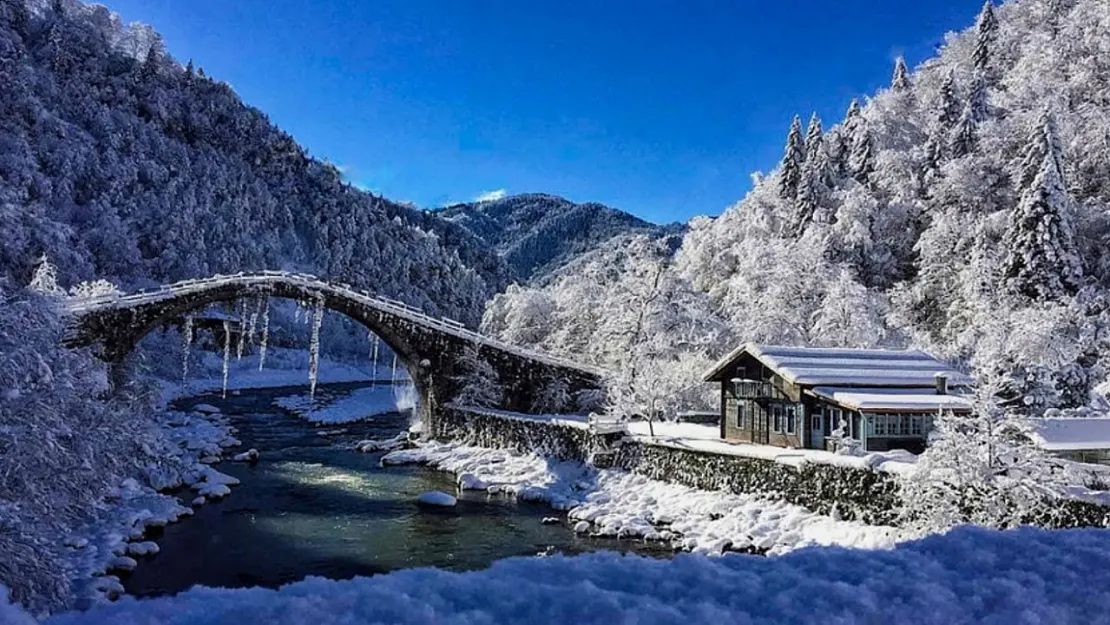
[64,273,603,428]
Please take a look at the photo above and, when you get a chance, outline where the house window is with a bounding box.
[785,405,797,435]
[829,408,843,433]
[811,407,822,432]
[736,403,746,429]
[772,404,783,433]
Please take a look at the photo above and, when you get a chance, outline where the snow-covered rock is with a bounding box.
[417,491,457,507]
[232,449,260,463]
[356,434,408,453]
[541,517,560,525]
[457,473,488,490]
[127,542,159,557]
[192,404,221,414]
[106,556,137,572]
[573,521,591,533]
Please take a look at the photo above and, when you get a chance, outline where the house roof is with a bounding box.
[808,386,973,413]
[703,343,972,387]
[1027,418,1110,452]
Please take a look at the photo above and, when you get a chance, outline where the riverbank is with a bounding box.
[383,441,899,555]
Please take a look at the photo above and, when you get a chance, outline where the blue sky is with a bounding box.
[105,0,985,224]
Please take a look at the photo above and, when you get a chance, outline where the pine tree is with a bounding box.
[973,1,999,77]
[1002,113,1083,301]
[968,73,989,122]
[927,71,962,171]
[891,56,911,91]
[1016,109,1064,191]
[777,115,806,201]
[949,101,978,159]
[793,114,833,235]
[938,71,961,131]
[833,100,862,177]
[844,103,875,184]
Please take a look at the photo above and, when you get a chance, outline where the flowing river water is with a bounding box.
[124,382,668,597]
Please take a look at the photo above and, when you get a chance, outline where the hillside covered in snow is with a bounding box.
[0,0,511,326]
[483,0,1110,417]
[436,193,682,284]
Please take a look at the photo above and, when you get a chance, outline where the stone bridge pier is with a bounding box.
[63,273,604,432]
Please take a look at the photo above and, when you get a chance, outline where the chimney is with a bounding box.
[934,372,949,395]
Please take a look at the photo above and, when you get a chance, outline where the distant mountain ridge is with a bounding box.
[435,193,683,283]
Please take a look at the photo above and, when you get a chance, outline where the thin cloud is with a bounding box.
[474,189,507,202]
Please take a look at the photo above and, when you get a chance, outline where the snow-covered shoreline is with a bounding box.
[59,402,243,609]
[275,383,417,425]
[382,441,902,555]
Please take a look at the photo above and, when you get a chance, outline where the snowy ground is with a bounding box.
[382,441,900,555]
[16,525,1110,624]
[57,402,242,609]
[275,383,418,424]
[624,420,918,476]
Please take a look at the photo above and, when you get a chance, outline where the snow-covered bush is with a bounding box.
[530,373,570,414]
[66,279,122,300]
[0,282,159,612]
[898,379,1069,535]
[452,346,503,409]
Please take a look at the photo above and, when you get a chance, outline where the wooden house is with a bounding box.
[703,344,973,454]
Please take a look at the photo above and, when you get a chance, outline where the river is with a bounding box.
[124,382,668,596]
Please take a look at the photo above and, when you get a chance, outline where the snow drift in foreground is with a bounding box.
[24,526,1110,625]
[382,442,898,554]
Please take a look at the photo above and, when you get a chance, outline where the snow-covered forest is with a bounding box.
[483,0,1110,420]
[0,0,510,327]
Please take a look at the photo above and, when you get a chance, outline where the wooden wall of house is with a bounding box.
[721,387,804,449]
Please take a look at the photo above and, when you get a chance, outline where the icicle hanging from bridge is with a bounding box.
[370,332,380,388]
[308,298,324,399]
[221,320,231,398]
[247,297,260,347]
[391,353,398,384]
[258,297,270,371]
[181,315,194,384]
[236,300,247,361]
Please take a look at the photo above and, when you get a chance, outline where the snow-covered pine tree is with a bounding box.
[973,1,999,78]
[793,114,834,235]
[1001,113,1083,301]
[949,101,978,159]
[777,115,806,201]
[1015,108,1064,191]
[968,73,989,122]
[891,56,911,92]
[846,107,875,185]
[832,100,862,177]
[453,345,503,409]
[27,256,61,295]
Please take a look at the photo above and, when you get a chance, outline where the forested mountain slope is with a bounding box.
[436,193,682,283]
[0,0,510,325]
[483,0,1110,415]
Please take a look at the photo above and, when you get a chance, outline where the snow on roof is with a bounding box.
[1027,418,1110,451]
[704,343,972,387]
[809,387,973,413]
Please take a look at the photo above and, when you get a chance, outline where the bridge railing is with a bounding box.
[63,271,606,377]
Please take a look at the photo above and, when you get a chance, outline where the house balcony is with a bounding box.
[731,378,772,399]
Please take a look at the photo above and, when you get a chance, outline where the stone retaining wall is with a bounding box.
[435,406,1110,528]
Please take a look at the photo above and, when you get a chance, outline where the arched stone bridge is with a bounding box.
[62,272,604,429]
